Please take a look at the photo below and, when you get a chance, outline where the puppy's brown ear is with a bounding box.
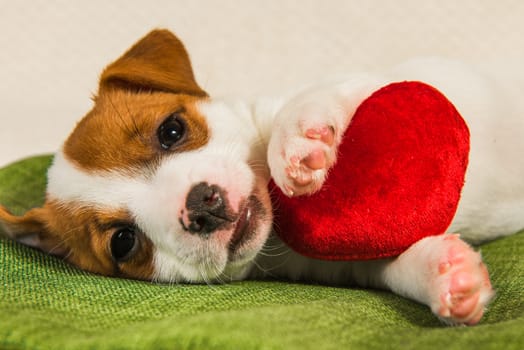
[0,205,69,257]
[99,29,207,97]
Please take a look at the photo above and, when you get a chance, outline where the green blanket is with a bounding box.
[1,155,523,350]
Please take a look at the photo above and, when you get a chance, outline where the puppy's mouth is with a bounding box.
[228,196,260,257]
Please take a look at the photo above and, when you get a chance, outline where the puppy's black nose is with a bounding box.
[185,182,229,235]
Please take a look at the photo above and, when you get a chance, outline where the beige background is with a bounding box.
[1,0,523,167]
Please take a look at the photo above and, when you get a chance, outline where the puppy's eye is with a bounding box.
[158,114,186,150]
[110,227,138,262]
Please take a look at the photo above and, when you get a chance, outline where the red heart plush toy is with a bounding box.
[269,81,470,260]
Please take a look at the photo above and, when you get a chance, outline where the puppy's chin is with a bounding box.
[153,178,273,284]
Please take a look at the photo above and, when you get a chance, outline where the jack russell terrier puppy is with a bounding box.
[1,29,523,326]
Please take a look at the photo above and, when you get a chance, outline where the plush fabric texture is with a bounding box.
[1,156,523,350]
[271,82,470,260]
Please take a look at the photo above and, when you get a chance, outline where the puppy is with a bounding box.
[1,29,523,326]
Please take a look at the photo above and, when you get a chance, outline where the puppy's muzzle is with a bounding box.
[184,182,232,235]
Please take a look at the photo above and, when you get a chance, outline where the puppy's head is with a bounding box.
[0,30,273,283]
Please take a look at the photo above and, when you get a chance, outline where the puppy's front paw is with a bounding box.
[430,235,494,325]
[268,121,338,197]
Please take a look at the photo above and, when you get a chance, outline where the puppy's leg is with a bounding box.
[375,234,494,325]
[255,233,493,325]
[267,75,384,196]
[254,233,493,325]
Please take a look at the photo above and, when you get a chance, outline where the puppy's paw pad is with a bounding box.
[305,126,335,146]
[302,149,327,170]
[281,125,337,196]
[433,237,494,325]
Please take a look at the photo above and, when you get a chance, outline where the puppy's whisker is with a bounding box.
[259,246,284,253]
[257,250,288,258]
[200,265,215,287]
[212,264,227,285]
[202,259,213,286]
[197,252,218,287]
[258,242,288,258]
[252,260,278,278]
[259,240,285,250]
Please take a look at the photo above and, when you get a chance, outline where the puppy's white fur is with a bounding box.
[45,57,522,324]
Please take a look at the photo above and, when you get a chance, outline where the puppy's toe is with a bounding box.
[278,126,337,196]
[431,235,494,325]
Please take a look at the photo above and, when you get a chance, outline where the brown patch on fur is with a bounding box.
[64,91,209,172]
[63,29,210,173]
[0,205,44,238]
[100,29,207,97]
[0,29,209,280]
[0,201,155,281]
